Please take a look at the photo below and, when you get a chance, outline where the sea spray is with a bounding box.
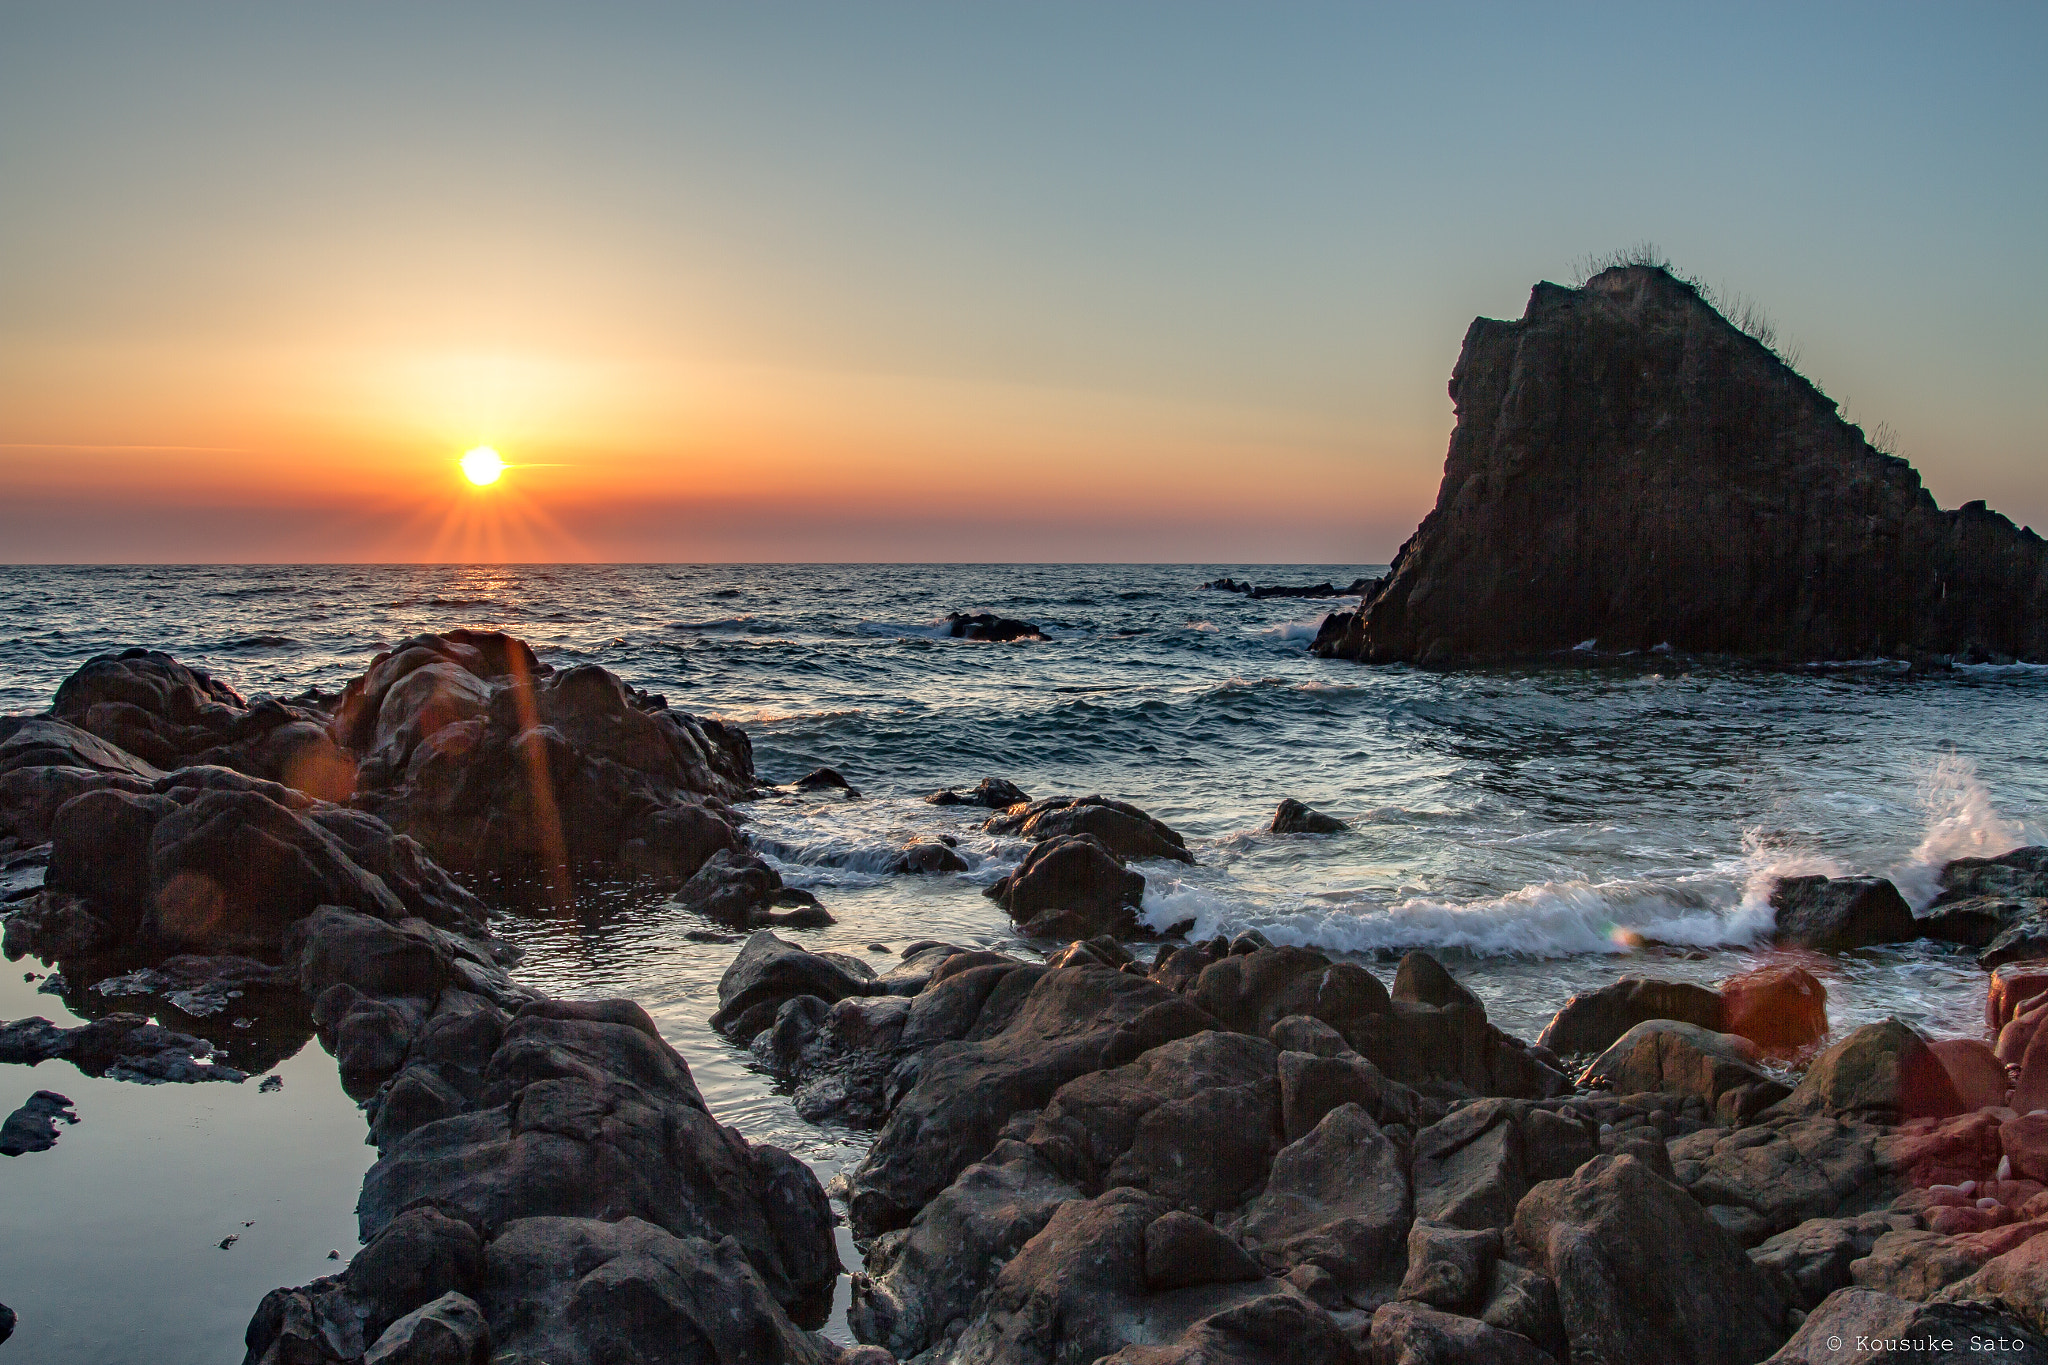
[1892,754,2039,907]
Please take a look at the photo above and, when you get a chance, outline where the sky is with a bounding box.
[1,3,2042,563]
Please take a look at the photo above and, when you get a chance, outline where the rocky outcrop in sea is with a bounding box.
[1313,264,2048,666]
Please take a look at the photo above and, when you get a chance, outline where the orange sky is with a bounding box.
[3,6,2041,562]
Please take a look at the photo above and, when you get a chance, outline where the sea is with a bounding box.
[1,561,2043,1363]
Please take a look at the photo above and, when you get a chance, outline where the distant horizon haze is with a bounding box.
[3,3,2042,563]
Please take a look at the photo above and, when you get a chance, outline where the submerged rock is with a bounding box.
[925,776,1030,808]
[0,1088,76,1154]
[945,612,1044,642]
[1316,264,2048,665]
[1270,799,1345,835]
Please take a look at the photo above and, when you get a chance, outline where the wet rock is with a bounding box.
[1535,975,1725,1056]
[1270,800,1345,835]
[345,1207,484,1339]
[0,1011,244,1083]
[1581,1019,1780,1109]
[925,776,1030,808]
[361,1290,487,1365]
[986,834,1149,937]
[1981,910,2048,968]
[289,908,452,1000]
[1228,1102,1411,1294]
[1721,963,1831,1051]
[848,1141,1080,1358]
[616,801,742,884]
[1766,1289,2048,1362]
[676,848,830,928]
[1938,846,2048,903]
[1916,894,2029,948]
[1776,1018,1965,1121]
[1514,1152,1790,1364]
[890,840,968,874]
[848,966,1210,1237]
[1027,1030,1280,1214]
[91,953,294,1018]
[1991,961,2048,1032]
[945,611,1044,642]
[985,794,1194,864]
[1770,875,1918,952]
[0,1088,75,1155]
[1930,1038,2009,1110]
[710,931,878,1043]
[1368,1301,1555,1365]
[477,1216,830,1365]
[790,766,857,795]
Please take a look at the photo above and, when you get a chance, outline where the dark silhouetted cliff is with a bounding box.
[1317,266,2048,665]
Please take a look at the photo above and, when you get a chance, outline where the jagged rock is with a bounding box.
[1938,847,2048,903]
[1270,800,1345,835]
[1776,1018,1965,1121]
[676,848,830,928]
[848,965,1211,1237]
[1315,264,2048,665]
[1766,1289,2048,1362]
[475,1216,830,1365]
[1515,1153,1790,1364]
[1721,964,1830,1051]
[1027,1030,1280,1214]
[1479,1260,1564,1355]
[357,998,839,1322]
[1850,1228,1992,1299]
[1771,875,1919,952]
[1368,1301,1555,1365]
[0,1088,75,1155]
[1535,976,1725,1056]
[1673,1113,1894,1236]
[1931,1230,2048,1334]
[925,776,1031,808]
[1228,1102,1411,1294]
[1930,1038,2010,1110]
[985,794,1195,865]
[1410,1099,1592,1231]
[986,834,1149,937]
[848,1141,1081,1358]
[1580,1019,1782,1110]
[945,612,1043,642]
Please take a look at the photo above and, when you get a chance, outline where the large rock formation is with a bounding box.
[1316,265,2048,665]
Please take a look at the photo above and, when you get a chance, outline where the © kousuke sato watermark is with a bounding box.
[1824,1334,2029,1353]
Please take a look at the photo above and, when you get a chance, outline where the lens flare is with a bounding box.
[460,447,506,485]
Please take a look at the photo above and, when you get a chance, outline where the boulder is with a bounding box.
[1771,875,1919,952]
[1397,1221,1501,1312]
[986,794,1194,864]
[1931,1230,2048,1334]
[710,931,877,1042]
[1144,1210,1264,1291]
[1675,1114,1893,1236]
[1270,800,1345,835]
[676,848,830,928]
[289,907,452,1000]
[1478,1259,1564,1356]
[0,1011,244,1083]
[1368,1301,1555,1365]
[848,1141,1081,1358]
[0,1089,76,1155]
[1096,1293,1364,1365]
[1721,963,1831,1051]
[476,1216,829,1365]
[1027,1030,1280,1214]
[1227,1102,1412,1293]
[1750,1212,1899,1310]
[1767,1289,2048,1362]
[986,834,1149,937]
[1776,1018,1966,1121]
[1580,1020,1780,1110]
[1938,847,2048,903]
[1990,961,2048,1032]
[360,1290,487,1365]
[847,965,1210,1237]
[1409,1099,1593,1231]
[1929,1038,2010,1111]
[1535,976,1725,1056]
[1311,264,2048,666]
[616,802,741,884]
[2003,1113,2048,1182]
[1390,951,1481,1013]
[1514,1153,1790,1364]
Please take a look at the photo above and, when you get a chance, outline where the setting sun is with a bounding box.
[460,446,506,485]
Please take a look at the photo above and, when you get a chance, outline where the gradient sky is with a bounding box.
[2,3,2042,562]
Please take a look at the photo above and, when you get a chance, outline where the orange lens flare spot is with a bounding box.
[460,447,506,485]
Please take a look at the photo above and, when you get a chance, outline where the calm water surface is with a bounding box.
[0,563,2042,1361]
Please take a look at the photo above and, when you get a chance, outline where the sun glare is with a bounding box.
[460,447,506,485]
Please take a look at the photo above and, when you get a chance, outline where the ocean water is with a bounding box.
[1,562,2044,1362]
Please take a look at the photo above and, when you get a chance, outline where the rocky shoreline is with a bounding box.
[4,637,2048,1362]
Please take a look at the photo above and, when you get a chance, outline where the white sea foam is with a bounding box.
[1890,755,2039,907]
[1259,618,1325,642]
[1139,872,1774,959]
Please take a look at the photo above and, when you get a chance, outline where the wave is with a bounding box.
[207,635,297,650]
[1260,618,1327,643]
[854,619,954,640]
[1138,873,1774,958]
[668,616,761,632]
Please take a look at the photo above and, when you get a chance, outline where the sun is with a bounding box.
[459,446,506,486]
